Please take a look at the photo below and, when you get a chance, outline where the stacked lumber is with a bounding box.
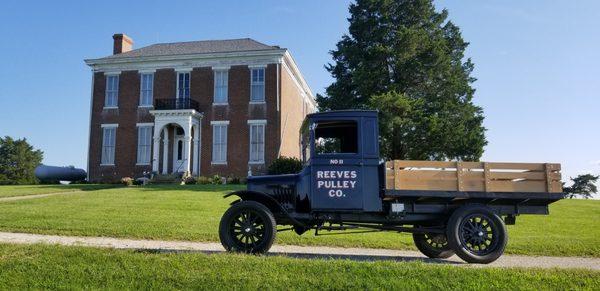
[385,160,562,193]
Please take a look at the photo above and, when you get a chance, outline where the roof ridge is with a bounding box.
[152,38,266,46]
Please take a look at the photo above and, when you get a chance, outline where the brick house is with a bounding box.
[84,34,316,182]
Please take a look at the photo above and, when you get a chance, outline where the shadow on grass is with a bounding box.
[137,184,246,193]
[133,248,462,265]
[15,184,123,192]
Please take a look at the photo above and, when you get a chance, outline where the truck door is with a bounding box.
[310,119,364,210]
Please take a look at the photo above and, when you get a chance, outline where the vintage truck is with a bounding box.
[218,110,563,264]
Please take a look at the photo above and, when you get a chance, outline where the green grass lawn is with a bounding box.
[0,184,598,257]
[0,184,118,198]
[0,243,597,290]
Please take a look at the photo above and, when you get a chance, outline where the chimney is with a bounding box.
[112,33,133,54]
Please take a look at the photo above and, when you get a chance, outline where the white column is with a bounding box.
[192,124,200,175]
[183,132,192,174]
[152,136,160,173]
[162,127,169,174]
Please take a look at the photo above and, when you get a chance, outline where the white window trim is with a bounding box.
[138,69,156,74]
[104,71,121,76]
[213,68,229,105]
[247,119,267,125]
[212,65,231,70]
[250,67,266,103]
[139,72,154,108]
[175,67,193,73]
[248,64,267,69]
[248,122,266,164]
[100,124,118,166]
[136,124,153,166]
[136,123,154,127]
[211,121,229,165]
[104,74,120,109]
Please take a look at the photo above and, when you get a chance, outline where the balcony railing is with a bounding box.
[154,98,200,111]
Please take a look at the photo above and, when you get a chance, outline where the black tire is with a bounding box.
[219,201,277,254]
[412,232,455,259]
[446,205,508,264]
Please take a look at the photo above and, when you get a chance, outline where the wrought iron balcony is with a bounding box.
[154,98,200,111]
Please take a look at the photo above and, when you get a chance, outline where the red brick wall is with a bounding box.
[88,64,284,182]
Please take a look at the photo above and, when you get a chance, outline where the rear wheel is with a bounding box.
[219,201,276,254]
[446,205,507,264]
[412,232,455,259]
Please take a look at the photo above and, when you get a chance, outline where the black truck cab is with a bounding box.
[245,110,383,213]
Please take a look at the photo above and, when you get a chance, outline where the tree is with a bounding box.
[563,174,598,199]
[317,0,486,160]
[0,136,44,185]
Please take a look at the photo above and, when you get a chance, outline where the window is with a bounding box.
[214,70,228,104]
[177,140,183,160]
[105,75,119,108]
[140,73,153,107]
[177,72,190,99]
[250,68,265,102]
[101,125,117,165]
[314,120,358,154]
[249,121,265,163]
[212,123,228,164]
[136,126,152,165]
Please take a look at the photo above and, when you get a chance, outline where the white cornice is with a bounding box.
[282,51,316,107]
[149,109,204,120]
[85,50,287,73]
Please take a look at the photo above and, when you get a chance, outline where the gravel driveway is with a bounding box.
[0,232,597,270]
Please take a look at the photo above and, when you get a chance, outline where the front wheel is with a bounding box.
[219,201,277,254]
[446,205,508,264]
[412,232,455,259]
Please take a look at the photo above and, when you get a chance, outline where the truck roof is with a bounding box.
[307,110,378,119]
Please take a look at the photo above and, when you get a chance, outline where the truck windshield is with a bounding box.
[300,118,311,164]
[314,120,358,154]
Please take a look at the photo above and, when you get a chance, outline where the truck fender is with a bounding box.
[224,190,306,227]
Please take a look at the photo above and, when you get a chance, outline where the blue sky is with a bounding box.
[0,0,598,181]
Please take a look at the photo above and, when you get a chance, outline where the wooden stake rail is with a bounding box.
[385,160,562,193]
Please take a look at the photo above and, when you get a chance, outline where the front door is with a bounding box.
[173,135,185,173]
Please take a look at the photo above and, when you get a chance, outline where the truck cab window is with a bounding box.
[314,120,358,154]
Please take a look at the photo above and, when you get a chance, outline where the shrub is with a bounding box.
[182,175,196,185]
[212,174,223,185]
[120,177,134,186]
[196,176,211,185]
[227,176,241,184]
[268,156,303,175]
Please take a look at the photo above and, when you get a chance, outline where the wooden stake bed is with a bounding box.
[385,160,562,194]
